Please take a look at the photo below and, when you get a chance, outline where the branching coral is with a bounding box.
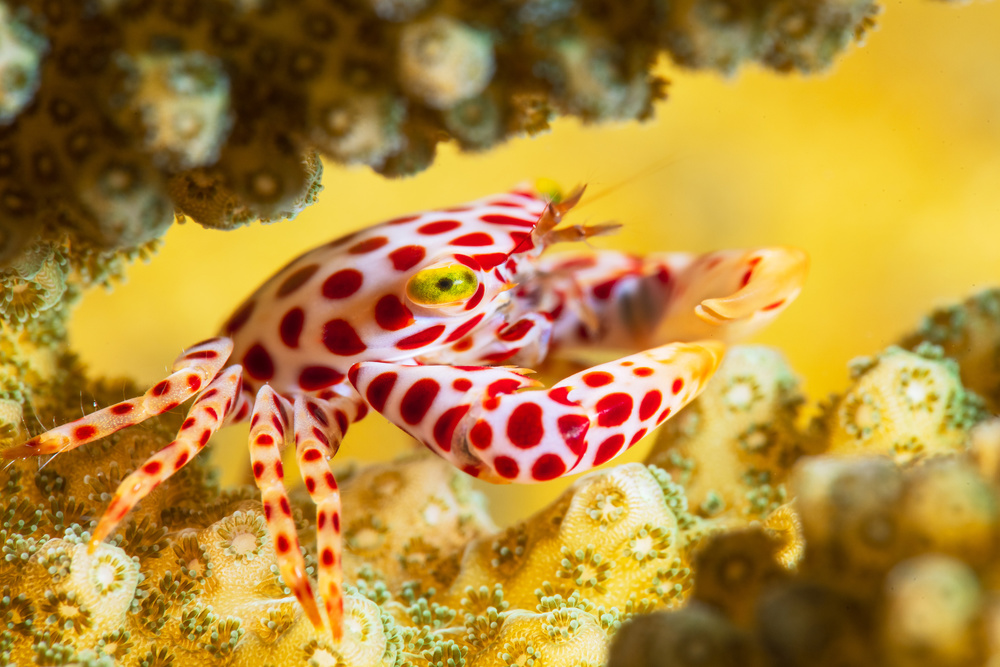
[0,0,879,268]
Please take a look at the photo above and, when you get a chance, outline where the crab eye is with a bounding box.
[406,264,479,305]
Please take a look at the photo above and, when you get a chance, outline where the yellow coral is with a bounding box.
[646,345,806,521]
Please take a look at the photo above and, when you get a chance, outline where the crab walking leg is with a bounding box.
[249,386,324,630]
[88,365,244,549]
[2,337,234,459]
[349,340,724,484]
[293,395,362,638]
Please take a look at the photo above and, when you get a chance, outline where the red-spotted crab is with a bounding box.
[3,184,808,637]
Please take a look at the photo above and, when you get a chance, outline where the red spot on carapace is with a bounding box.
[322,319,367,356]
[204,406,219,421]
[450,232,493,247]
[374,294,415,331]
[583,371,613,387]
[322,548,335,566]
[74,424,97,440]
[445,313,484,342]
[110,402,134,415]
[672,378,684,394]
[548,387,578,406]
[639,390,663,421]
[199,430,212,446]
[174,452,189,469]
[592,278,619,300]
[596,393,633,428]
[311,427,330,447]
[763,299,786,311]
[299,366,344,391]
[453,378,472,392]
[396,325,445,350]
[365,372,398,412]
[185,349,218,360]
[303,448,323,462]
[389,245,426,271]
[593,434,625,466]
[656,266,671,285]
[277,264,320,297]
[334,410,349,434]
[557,414,589,456]
[305,476,316,493]
[400,378,441,425]
[740,269,753,289]
[143,460,162,475]
[633,367,654,377]
[388,214,420,226]
[630,428,648,446]
[308,400,330,426]
[509,231,533,251]
[182,417,196,430]
[322,269,363,299]
[487,379,522,398]
[224,299,255,334]
[494,455,520,479]
[706,257,722,269]
[464,284,485,310]
[152,380,171,397]
[187,375,202,392]
[325,472,337,489]
[454,254,481,270]
[657,407,672,424]
[253,461,265,478]
[348,236,388,254]
[472,252,508,270]
[332,511,340,531]
[507,403,544,449]
[417,220,461,235]
[482,213,535,228]
[243,343,275,381]
[531,454,566,481]
[279,308,305,348]
[279,496,291,515]
[499,319,534,342]
[256,433,275,446]
[433,405,469,451]
[276,534,291,553]
[470,420,492,449]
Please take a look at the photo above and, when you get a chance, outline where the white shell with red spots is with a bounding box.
[222,188,549,396]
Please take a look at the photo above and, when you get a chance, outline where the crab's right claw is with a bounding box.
[695,247,809,326]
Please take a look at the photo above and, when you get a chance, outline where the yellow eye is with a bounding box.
[406,264,479,305]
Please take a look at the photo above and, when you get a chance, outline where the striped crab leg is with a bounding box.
[248,386,325,630]
[1,337,234,459]
[348,340,724,484]
[292,394,363,638]
[88,364,244,547]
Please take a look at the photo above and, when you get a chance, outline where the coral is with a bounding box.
[900,288,1000,412]
[809,345,986,464]
[645,346,807,521]
[0,0,882,269]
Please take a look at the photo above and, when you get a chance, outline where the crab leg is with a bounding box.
[293,394,363,638]
[2,337,234,459]
[249,386,324,630]
[348,340,724,484]
[88,365,244,548]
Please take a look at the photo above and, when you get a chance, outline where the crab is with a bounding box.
[2,183,807,638]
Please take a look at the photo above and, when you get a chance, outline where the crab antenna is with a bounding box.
[533,184,587,241]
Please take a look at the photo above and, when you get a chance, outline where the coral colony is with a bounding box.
[1,1,992,667]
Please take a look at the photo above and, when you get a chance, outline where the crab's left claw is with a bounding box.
[695,247,809,326]
[348,340,724,484]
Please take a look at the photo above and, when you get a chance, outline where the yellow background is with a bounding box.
[74,1,1000,524]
